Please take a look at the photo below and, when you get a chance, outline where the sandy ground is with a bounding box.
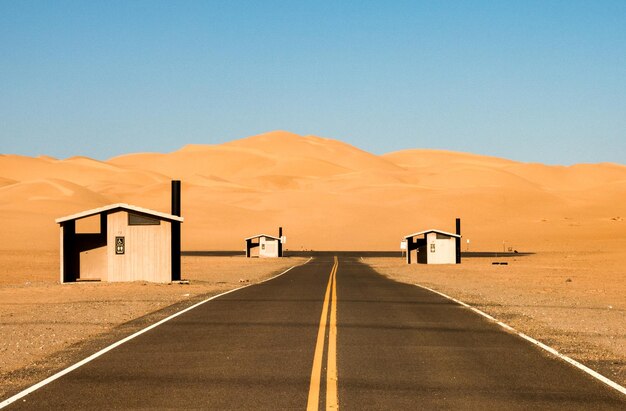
[0,250,307,399]
[364,245,626,388]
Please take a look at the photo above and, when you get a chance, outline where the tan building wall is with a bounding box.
[259,237,279,258]
[425,232,456,264]
[107,211,172,283]
[79,246,107,280]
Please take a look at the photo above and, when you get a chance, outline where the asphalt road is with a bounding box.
[4,256,625,410]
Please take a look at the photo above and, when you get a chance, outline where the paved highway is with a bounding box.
[4,256,625,410]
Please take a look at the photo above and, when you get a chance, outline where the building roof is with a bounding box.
[244,234,281,241]
[404,229,460,239]
[55,203,184,224]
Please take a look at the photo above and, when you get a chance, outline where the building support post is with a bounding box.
[406,237,413,264]
[61,220,76,283]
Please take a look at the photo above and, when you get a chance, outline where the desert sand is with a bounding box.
[1,130,625,396]
[2,130,624,252]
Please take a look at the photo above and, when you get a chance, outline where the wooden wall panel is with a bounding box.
[107,211,172,283]
[80,246,107,280]
[259,237,279,258]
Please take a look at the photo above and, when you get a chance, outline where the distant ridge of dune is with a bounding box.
[1,130,625,251]
[382,148,517,168]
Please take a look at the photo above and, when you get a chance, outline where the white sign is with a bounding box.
[280,236,286,244]
[400,240,407,250]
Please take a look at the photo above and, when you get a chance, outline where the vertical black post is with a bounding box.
[171,180,181,281]
[246,239,252,257]
[278,227,283,257]
[62,220,77,282]
[455,218,461,264]
[406,237,413,264]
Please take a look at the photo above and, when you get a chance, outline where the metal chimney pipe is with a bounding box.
[172,180,181,217]
[171,180,181,281]
[455,218,461,264]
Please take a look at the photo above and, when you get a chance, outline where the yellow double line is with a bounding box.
[307,256,339,411]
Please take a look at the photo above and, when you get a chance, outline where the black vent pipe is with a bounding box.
[278,226,283,257]
[455,218,461,264]
[171,180,181,281]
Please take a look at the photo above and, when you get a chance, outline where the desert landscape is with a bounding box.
[1,130,625,397]
[3,130,625,253]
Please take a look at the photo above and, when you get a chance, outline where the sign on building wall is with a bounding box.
[115,236,125,255]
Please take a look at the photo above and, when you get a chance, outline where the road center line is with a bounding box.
[307,256,339,411]
[327,256,339,410]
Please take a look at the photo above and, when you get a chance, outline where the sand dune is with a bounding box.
[383,149,516,169]
[1,131,625,251]
[109,146,278,180]
[225,131,404,173]
[0,155,126,186]
[0,179,109,207]
[0,177,17,188]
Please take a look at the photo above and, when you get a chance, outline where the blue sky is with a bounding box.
[1,1,625,165]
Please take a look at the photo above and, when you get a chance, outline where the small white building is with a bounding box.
[245,234,282,258]
[404,229,461,265]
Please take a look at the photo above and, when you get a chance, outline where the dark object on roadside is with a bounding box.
[492,262,509,265]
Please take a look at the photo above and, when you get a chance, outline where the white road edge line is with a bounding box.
[414,284,626,397]
[0,257,312,409]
